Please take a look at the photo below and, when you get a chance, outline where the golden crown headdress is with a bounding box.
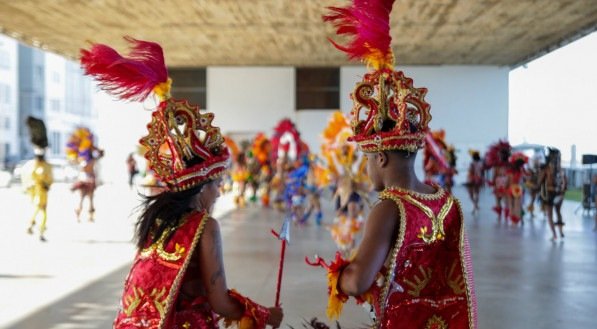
[324,0,431,153]
[80,37,229,192]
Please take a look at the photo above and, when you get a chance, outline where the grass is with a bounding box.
[564,188,583,202]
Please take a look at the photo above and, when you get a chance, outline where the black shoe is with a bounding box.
[40,236,47,242]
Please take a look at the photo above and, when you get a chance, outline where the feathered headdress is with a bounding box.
[324,0,431,153]
[485,140,511,168]
[25,116,49,155]
[80,37,229,191]
[66,127,96,163]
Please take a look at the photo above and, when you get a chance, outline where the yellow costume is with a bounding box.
[23,158,53,240]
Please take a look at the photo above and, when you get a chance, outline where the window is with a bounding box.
[35,96,44,110]
[0,84,9,104]
[51,131,61,155]
[0,50,9,69]
[50,99,60,111]
[51,71,60,83]
[296,67,340,110]
[168,68,207,109]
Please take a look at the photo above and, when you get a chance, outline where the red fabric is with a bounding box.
[113,211,218,329]
[377,189,475,328]
[226,290,270,329]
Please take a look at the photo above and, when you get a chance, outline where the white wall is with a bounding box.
[94,65,509,184]
[94,89,152,185]
[296,110,335,154]
[341,66,509,181]
[207,67,296,138]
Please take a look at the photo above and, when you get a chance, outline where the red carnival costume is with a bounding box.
[80,37,269,329]
[375,187,476,328]
[314,0,478,327]
[485,140,512,218]
[507,152,529,223]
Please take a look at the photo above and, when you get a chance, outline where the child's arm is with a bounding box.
[339,199,399,296]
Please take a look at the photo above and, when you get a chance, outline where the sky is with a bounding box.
[509,31,597,166]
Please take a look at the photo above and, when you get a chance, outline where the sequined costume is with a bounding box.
[372,187,477,328]
[314,0,477,326]
[81,37,270,329]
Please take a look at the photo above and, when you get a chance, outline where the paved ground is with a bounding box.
[1,183,596,328]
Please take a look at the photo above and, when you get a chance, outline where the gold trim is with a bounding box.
[157,211,209,329]
[383,185,445,201]
[425,315,447,329]
[456,199,476,329]
[374,195,407,328]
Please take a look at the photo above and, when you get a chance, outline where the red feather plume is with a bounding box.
[323,0,395,69]
[80,36,168,102]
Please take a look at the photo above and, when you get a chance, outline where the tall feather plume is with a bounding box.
[80,36,169,102]
[323,0,395,70]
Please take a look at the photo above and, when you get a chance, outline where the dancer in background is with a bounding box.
[126,153,138,189]
[507,152,529,224]
[23,116,53,242]
[485,140,512,220]
[66,127,103,222]
[466,149,484,214]
[539,148,567,240]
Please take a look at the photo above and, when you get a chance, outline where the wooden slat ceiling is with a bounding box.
[0,0,596,67]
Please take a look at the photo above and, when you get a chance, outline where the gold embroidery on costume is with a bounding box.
[400,194,452,243]
[425,314,448,329]
[374,196,407,328]
[447,261,465,295]
[455,199,477,328]
[140,219,188,262]
[123,286,168,318]
[158,213,208,329]
[404,265,433,297]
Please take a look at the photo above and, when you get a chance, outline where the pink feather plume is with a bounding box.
[80,36,168,102]
[323,0,395,69]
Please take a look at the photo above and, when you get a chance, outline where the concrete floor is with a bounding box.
[2,185,597,328]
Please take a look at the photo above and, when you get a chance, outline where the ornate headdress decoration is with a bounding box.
[66,127,96,163]
[271,119,305,163]
[485,140,512,168]
[80,37,229,191]
[324,0,431,152]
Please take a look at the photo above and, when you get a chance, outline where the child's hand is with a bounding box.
[267,306,283,328]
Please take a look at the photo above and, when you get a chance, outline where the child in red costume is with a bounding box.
[81,37,282,329]
[309,1,477,327]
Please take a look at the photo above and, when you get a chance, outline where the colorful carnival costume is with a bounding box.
[81,37,271,329]
[23,116,53,242]
[507,152,529,224]
[423,130,452,189]
[309,0,477,327]
[270,119,308,210]
[524,156,542,217]
[485,140,512,219]
[66,127,104,221]
[321,111,369,252]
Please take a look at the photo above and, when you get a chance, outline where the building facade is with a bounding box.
[0,35,19,168]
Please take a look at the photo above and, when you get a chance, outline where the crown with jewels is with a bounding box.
[80,37,229,192]
[324,0,431,153]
